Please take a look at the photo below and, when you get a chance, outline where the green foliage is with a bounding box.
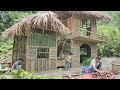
[11,69,48,79]
[97,21,120,57]
[96,11,120,57]
[0,37,13,55]
[0,69,62,79]
[0,11,35,32]
[0,11,35,60]
[82,57,92,66]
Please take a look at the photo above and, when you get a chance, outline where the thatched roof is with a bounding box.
[2,11,71,41]
[53,11,112,21]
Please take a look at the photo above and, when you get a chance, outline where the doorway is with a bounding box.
[80,44,91,63]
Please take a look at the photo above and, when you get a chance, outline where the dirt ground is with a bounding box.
[37,58,120,79]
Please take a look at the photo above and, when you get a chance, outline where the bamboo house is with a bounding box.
[2,11,71,72]
[2,11,112,71]
[54,11,111,68]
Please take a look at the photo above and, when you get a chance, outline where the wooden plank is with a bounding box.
[26,59,28,71]
[46,59,48,70]
[37,59,38,71]
[49,59,51,70]
[47,59,49,70]
[34,60,36,72]
[37,59,39,71]
[31,60,34,72]
[42,59,43,71]
[40,60,42,71]
[54,59,56,69]
[51,59,54,69]
[34,33,36,46]
[38,60,42,71]
[55,34,57,70]
[51,59,53,69]
[53,59,55,69]
[30,60,33,72]
[39,34,41,46]
[30,33,32,46]
[26,60,29,72]
[25,30,30,71]
[31,60,36,72]
[37,60,39,71]
[38,59,41,71]
[46,59,49,70]
[44,59,46,70]
[28,60,30,72]
[32,33,34,46]
[45,59,47,70]
[49,47,56,58]
[35,59,37,71]
[29,60,31,72]
[43,60,45,70]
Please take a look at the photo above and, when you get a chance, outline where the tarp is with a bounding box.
[82,74,93,79]
[82,71,116,79]
[82,65,92,74]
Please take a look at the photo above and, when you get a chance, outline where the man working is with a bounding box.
[11,58,23,70]
[90,57,102,73]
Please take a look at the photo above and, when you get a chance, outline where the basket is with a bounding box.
[112,61,120,74]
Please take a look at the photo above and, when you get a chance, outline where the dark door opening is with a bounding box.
[80,44,91,63]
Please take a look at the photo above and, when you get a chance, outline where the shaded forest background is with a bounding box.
[0,11,120,61]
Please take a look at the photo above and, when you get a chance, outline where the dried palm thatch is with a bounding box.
[54,11,112,21]
[2,11,71,41]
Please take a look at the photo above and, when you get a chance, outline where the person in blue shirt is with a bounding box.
[11,58,23,70]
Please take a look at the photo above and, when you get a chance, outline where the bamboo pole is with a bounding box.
[12,36,16,64]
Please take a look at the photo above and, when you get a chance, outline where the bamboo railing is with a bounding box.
[79,28,106,41]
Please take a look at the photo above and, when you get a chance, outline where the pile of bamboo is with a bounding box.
[91,71,115,79]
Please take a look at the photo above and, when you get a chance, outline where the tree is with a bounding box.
[97,11,120,57]
[0,11,35,57]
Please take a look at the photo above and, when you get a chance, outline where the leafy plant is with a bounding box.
[11,69,49,79]
[82,57,92,66]
[0,68,62,79]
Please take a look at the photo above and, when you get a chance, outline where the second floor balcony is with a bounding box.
[73,28,106,43]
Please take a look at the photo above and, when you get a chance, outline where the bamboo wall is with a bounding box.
[26,32,57,72]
